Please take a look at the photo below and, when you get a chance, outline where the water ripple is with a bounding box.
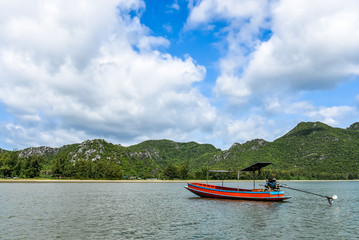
[0,181,358,239]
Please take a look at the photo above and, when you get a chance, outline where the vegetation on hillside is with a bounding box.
[0,122,358,180]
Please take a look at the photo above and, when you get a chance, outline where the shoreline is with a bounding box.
[0,179,358,183]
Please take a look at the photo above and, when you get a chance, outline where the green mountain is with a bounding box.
[211,122,359,179]
[128,140,221,169]
[0,121,358,180]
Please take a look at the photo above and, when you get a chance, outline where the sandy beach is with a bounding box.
[0,178,357,183]
[0,179,207,183]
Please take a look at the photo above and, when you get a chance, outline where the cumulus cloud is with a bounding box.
[306,106,354,125]
[187,0,359,100]
[186,0,268,29]
[168,0,180,11]
[225,115,271,142]
[0,0,216,149]
[209,102,356,148]
[184,0,359,146]
[242,0,359,95]
[2,123,89,150]
[1,0,358,150]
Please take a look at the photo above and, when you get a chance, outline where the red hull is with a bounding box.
[185,182,291,201]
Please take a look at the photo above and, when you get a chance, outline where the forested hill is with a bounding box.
[211,122,359,179]
[0,121,358,180]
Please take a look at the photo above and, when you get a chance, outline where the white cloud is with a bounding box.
[225,115,270,142]
[168,0,180,11]
[210,102,356,147]
[306,106,354,125]
[243,0,359,93]
[186,0,268,29]
[187,0,359,102]
[186,0,271,103]
[2,123,89,150]
[208,0,359,102]
[262,97,355,127]
[184,0,359,147]
[214,74,251,100]
[0,0,143,71]
[1,0,359,151]
[0,0,216,149]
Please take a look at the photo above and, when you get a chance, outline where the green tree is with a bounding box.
[194,167,208,180]
[11,152,21,177]
[51,156,71,178]
[0,165,11,177]
[22,155,43,178]
[0,152,11,177]
[162,163,178,179]
[178,162,189,179]
[51,158,63,177]
[74,159,93,179]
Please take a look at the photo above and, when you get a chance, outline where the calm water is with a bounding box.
[0,181,358,240]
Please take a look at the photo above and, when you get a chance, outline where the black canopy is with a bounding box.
[240,162,272,172]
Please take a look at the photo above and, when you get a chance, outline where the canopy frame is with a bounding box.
[240,162,272,189]
[206,162,272,189]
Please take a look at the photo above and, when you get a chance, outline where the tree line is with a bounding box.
[159,164,358,180]
[1,151,358,180]
[0,152,122,179]
[0,152,42,178]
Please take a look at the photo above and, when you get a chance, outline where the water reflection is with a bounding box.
[0,181,358,239]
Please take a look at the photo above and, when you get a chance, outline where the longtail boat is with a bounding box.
[185,162,292,202]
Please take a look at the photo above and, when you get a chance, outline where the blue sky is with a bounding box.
[0,0,359,150]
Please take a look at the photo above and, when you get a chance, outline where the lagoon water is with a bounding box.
[0,181,358,239]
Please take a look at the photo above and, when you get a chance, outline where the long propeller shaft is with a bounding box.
[279,184,337,205]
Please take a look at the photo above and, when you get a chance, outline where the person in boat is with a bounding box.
[265,178,279,190]
[265,178,271,190]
